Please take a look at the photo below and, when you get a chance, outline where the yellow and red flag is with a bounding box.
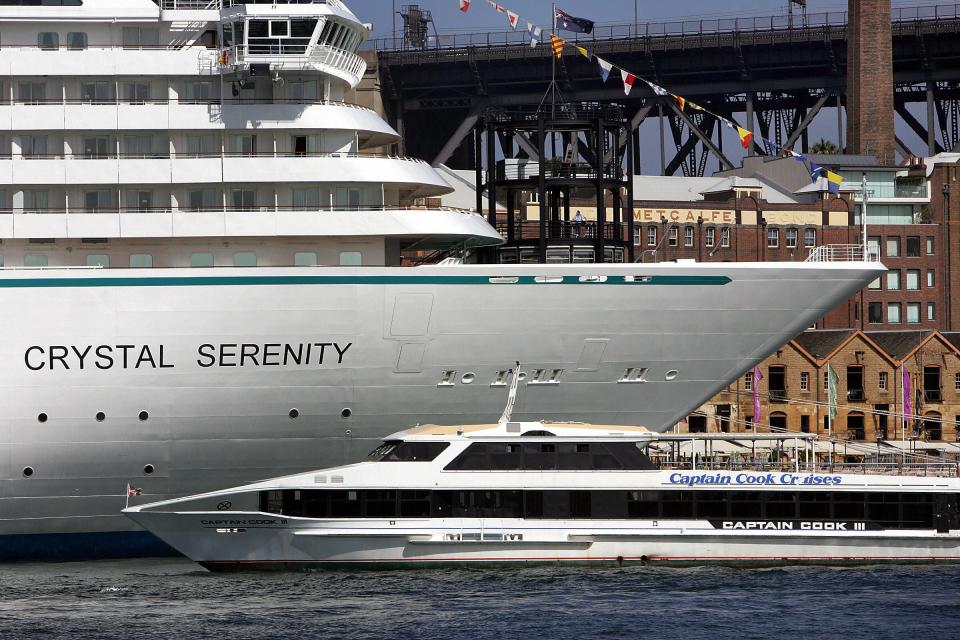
[550,34,565,58]
[736,126,753,149]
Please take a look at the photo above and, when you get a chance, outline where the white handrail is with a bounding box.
[805,244,881,263]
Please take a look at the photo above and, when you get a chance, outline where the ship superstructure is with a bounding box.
[0,0,885,560]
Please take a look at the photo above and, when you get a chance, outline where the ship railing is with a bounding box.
[157,0,220,9]
[158,1,345,9]
[496,220,625,242]
[655,460,960,477]
[1,96,376,112]
[805,244,882,263]
[0,151,424,162]
[0,205,482,215]
[226,43,366,83]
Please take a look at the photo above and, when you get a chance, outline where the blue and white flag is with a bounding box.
[527,23,541,47]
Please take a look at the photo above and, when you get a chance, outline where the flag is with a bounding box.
[459,0,471,12]
[674,94,686,111]
[903,365,912,428]
[527,23,541,47]
[506,10,519,29]
[550,34,565,58]
[596,56,613,82]
[555,8,594,34]
[127,483,142,497]
[809,161,824,182]
[736,126,753,149]
[620,69,636,96]
[575,46,591,61]
[645,80,670,97]
[753,367,763,427]
[825,170,843,194]
[487,0,504,11]
[827,364,839,421]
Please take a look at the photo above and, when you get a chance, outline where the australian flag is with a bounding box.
[555,9,594,34]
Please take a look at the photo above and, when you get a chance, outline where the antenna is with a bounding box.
[498,361,522,424]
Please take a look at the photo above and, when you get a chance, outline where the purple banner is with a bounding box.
[903,366,912,426]
[753,367,763,427]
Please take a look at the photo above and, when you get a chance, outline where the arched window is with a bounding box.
[922,411,942,441]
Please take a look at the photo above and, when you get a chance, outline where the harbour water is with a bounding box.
[1,559,957,639]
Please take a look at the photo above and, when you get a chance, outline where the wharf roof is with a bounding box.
[632,176,720,202]
[791,329,855,360]
[865,330,933,360]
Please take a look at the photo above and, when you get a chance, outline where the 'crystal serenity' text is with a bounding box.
[24,342,353,370]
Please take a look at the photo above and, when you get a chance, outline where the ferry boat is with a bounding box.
[124,412,960,569]
[0,0,884,560]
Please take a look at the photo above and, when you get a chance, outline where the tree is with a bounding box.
[811,138,841,154]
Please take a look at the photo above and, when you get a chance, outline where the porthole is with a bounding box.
[22,466,34,478]
[665,370,679,381]
[37,413,48,423]
[143,464,154,475]
[95,411,106,422]
[289,408,300,419]
[461,372,476,384]
[341,408,352,419]
[138,411,149,421]
[517,371,527,381]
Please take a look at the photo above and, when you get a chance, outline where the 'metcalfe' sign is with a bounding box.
[634,209,735,223]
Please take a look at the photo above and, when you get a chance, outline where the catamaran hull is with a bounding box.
[0,262,882,559]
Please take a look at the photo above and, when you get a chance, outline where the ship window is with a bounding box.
[399,490,431,517]
[292,187,320,209]
[233,252,257,267]
[22,466,34,478]
[129,254,153,268]
[269,20,290,38]
[66,32,87,50]
[190,252,214,268]
[294,251,317,266]
[38,32,59,50]
[230,189,256,210]
[122,27,159,50]
[24,254,48,268]
[186,188,217,210]
[339,251,362,266]
[372,441,449,462]
[443,442,655,471]
[85,254,109,268]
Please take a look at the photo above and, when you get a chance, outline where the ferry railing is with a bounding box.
[654,460,959,477]
[0,151,424,162]
[0,205,483,216]
[226,44,367,81]
[805,244,882,263]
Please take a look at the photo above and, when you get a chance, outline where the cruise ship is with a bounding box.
[0,0,884,560]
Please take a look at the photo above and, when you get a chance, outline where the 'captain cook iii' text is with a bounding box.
[23,342,353,371]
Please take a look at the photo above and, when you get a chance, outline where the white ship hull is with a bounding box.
[0,260,882,558]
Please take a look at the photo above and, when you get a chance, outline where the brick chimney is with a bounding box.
[846,0,895,164]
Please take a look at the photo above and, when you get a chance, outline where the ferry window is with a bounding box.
[86,254,109,268]
[269,20,290,38]
[38,32,59,50]
[233,252,257,267]
[339,251,362,266]
[329,490,362,518]
[363,490,397,518]
[399,490,431,517]
[129,254,153,268]
[906,236,920,257]
[190,252,214,268]
[0,255,3,267]
[886,237,900,257]
[294,251,317,266]
[24,254,48,267]
[378,442,449,462]
[66,32,87,50]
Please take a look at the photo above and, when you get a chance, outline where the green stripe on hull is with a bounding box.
[0,274,731,289]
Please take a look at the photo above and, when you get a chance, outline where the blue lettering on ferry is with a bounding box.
[669,473,843,486]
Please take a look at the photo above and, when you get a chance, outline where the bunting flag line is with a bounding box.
[620,69,636,96]
[457,0,837,194]
[550,34,565,59]
[527,23,541,48]
[597,57,612,83]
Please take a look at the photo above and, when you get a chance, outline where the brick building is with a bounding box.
[682,329,960,444]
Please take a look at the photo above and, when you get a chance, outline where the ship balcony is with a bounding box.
[0,99,395,145]
[0,154,451,196]
[0,207,502,246]
[222,43,367,88]
[0,46,220,78]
